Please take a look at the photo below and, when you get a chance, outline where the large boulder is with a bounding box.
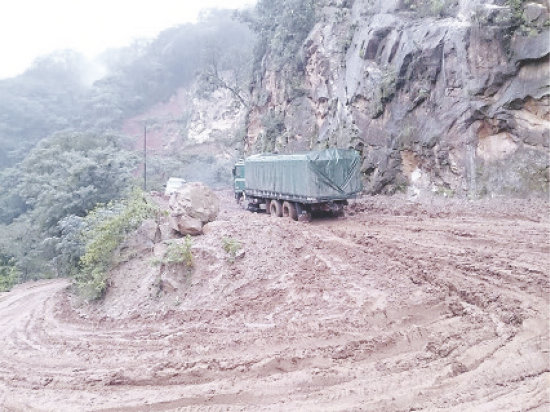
[168,182,220,235]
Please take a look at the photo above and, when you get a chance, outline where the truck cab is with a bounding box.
[232,160,245,200]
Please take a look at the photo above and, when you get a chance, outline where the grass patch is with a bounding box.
[222,237,242,263]
[164,236,194,268]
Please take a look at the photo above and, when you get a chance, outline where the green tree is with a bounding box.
[241,0,316,70]
[0,256,20,292]
[0,50,89,168]
[15,132,137,229]
[0,131,138,279]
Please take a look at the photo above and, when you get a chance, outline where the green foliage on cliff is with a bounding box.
[403,0,456,17]
[506,0,548,35]
[236,0,318,153]
[257,110,286,153]
[241,0,316,70]
[75,189,157,300]
[508,0,525,20]
[370,66,397,118]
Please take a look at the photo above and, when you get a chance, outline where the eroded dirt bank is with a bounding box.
[0,194,548,411]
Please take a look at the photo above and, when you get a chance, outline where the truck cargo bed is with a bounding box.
[244,149,362,201]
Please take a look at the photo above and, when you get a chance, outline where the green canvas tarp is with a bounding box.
[244,148,362,201]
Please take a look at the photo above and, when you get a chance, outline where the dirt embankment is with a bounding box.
[0,193,548,411]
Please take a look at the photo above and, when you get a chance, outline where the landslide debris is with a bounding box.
[0,192,548,411]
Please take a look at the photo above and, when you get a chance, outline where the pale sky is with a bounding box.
[0,0,255,79]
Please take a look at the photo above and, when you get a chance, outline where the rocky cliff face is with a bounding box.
[246,0,549,197]
[122,80,247,188]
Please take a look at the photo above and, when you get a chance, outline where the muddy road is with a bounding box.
[1,194,548,411]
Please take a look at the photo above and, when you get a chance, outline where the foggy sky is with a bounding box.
[0,0,255,79]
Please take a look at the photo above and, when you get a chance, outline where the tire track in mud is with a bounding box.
[322,201,549,410]
[0,194,548,411]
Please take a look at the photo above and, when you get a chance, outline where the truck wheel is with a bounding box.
[283,201,298,221]
[265,199,271,215]
[269,199,283,217]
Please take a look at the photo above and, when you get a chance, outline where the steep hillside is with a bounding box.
[0,9,255,284]
[246,0,549,197]
[0,9,253,171]
[0,51,90,168]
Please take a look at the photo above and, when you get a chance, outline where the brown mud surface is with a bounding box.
[1,193,549,411]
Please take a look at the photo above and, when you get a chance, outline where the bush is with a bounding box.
[0,259,20,292]
[370,66,397,118]
[164,236,194,268]
[257,110,285,153]
[403,0,453,18]
[222,237,242,263]
[75,189,157,300]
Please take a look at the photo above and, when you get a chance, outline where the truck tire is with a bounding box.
[283,201,298,221]
[265,199,271,215]
[270,199,283,217]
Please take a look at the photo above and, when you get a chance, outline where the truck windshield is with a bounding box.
[234,165,244,178]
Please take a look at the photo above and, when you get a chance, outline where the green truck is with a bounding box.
[232,148,362,221]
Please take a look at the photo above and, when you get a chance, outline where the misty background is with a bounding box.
[0,1,267,286]
[0,0,318,289]
[0,7,255,169]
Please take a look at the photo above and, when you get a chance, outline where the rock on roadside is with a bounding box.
[168,182,220,235]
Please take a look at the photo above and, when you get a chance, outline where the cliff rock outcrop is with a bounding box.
[122,81,247,188]
[246,0,549,196]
